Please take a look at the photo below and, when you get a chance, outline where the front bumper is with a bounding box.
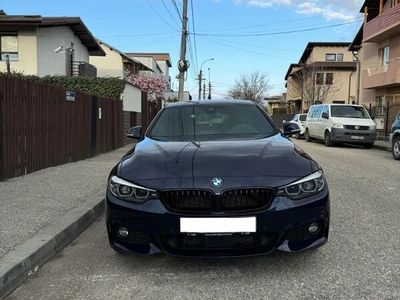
[331,128,376,144]
[106,188,330,257]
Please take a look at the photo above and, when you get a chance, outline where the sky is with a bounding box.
[1,0,365,98]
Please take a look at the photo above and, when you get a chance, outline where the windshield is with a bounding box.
[331,106,370,119]
[148,104,277,141]
[299,115,307,121]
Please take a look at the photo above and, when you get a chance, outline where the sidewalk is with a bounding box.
[0,145,131,299]
[373,140,391,151]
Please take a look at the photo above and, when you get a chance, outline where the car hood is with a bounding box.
[118,134,316,190]
[330,117,375,126]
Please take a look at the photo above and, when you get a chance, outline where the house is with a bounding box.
[264,94,288,115]
[125,52,172,91]
[285,42,357,113]
[0,11,104,77]
[349,0,400,132]
[89,40,154,144]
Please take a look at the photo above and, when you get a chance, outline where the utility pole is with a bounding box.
[178,0,188,101]
[203,82,206,100]
[208,67,211,100]
[198,70,202,100]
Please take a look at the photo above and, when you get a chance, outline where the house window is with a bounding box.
[376,96,385,115]
[0,33,18,61]
[379,46,390,66]
[325,53,336,61]
[337,53,344,61]
[316,72,324,85]
[325,73,334,85]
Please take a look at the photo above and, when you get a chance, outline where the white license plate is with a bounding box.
[351,136,364,140]
[180,217,256,233]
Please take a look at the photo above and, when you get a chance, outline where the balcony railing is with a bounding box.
[364,4,400,42]
[72,61,97,78]
[362,58,400,89]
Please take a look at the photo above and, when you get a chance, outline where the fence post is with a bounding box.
[385,101,390,138]
[369,103,372,116]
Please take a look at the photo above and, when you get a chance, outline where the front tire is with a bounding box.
[364,143,374,149]
[324,132,334,147]
[305,129,312,142]
[393,136,400,160]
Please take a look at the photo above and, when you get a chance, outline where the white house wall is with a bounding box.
[123,83,142,113]
[90,44,124,78]
[36,26,89,76]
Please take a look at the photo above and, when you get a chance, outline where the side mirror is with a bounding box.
[371,115,376,120]
[126,126,142,140]
[283,122,301,137]
[322,112,329,119]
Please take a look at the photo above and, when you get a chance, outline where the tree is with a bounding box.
[228,71,270,104]
[127,74,168,101]
[290,65,342,110]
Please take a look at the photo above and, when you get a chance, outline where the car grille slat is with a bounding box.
[344,125,370,130]
[159,188,274,214]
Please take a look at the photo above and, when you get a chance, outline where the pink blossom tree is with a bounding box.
[127,74,168,101]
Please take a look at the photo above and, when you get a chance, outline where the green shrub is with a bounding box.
[0,72,125,99]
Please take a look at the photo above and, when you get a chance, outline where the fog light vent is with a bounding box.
[308,223,320,235]
[117,226,129,238]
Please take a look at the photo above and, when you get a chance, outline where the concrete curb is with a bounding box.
[373,144,391,152]
[0,195,105,299]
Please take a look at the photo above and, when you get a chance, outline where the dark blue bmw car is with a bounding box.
[106,100,330,257]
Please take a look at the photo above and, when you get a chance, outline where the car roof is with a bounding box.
[309,104,364,108]
[165,99,256,107]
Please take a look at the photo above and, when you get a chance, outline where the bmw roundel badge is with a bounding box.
[211,178,224,188]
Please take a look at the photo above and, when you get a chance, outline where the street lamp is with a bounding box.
[198,58,214,100]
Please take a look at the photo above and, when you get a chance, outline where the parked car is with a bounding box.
[106,100,330,257]
[288,114,307,139]
[305,104,377,148]
[391,111,400,160]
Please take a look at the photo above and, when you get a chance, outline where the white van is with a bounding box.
[305,104,377,148]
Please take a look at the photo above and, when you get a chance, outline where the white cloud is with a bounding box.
[234,0,363,21]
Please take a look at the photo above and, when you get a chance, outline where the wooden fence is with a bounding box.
[0,76,123,180]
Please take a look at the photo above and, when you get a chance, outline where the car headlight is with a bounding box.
[369,125,376,131]
[333,123,344,129]
[277,171,325,200]
[109,176,157,202]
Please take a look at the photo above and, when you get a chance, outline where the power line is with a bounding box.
[193,20,362,37]
[171,0,183,22]
[199,35,296,61]
[145,0,179,32]
[198,15,321,33]
[161,0,180,27]
[189,0,199,73]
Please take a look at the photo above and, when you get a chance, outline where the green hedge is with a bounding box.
[1,73,125,99]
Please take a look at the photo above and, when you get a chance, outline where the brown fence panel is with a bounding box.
[0,76,123,180]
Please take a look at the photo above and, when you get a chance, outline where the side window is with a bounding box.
[322,105,329,117]
[314,106,323,118]
[308,107,315,119]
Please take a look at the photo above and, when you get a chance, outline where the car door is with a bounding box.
[318,105,330,138]
[310,105,323,139]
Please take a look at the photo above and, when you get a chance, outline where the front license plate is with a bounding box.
[180,217,256,233]
[351,135,364,140]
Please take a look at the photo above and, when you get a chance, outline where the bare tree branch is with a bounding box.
[228,71,270,104]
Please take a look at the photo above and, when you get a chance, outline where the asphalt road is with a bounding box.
[7,140,400,300]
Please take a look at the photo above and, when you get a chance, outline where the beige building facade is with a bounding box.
[350,0,400,130]
[285,42,357,113]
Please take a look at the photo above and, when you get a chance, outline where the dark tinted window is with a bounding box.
[299,115,307,121]
[331,106,370,119]
[148,104,277,141]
